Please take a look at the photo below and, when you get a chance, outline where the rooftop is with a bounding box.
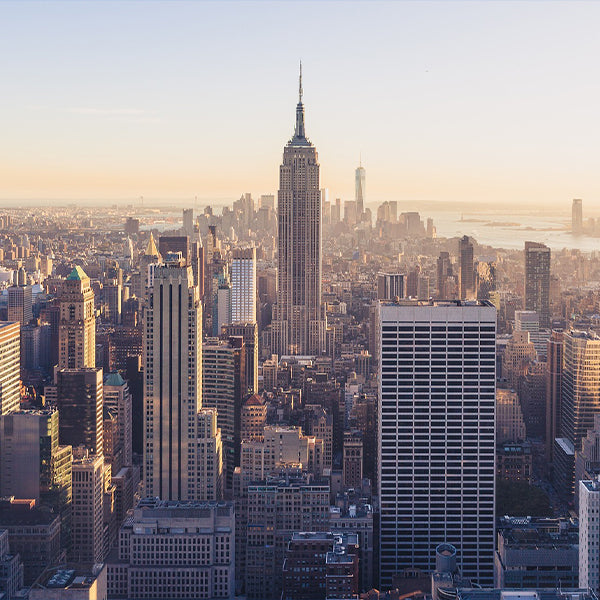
[457,590,597,600]
[66,265,88,281]
[104,372,125,387]
[32,564,104,591]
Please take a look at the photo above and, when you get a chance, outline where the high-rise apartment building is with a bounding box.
[355,162,366,218]
[579,478,600,593]
[203,336,246,489]
[572,198,583,235]
[0,322,20,415]
[343,430,363,489]
[240,394,266,441]
[7,285,32,325]
[272,66,326,356]
[71,453,106,563]
[378,301,496,587]
[58,266,96,369]
[459,235,474,300]
[245,472,330,599]
[281,532,359,600]
[524,241,551,328]
[56,367,103,456]
[231,247,257,324]
[144,260,202,501]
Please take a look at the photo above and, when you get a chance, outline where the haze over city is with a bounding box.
[3,1,600,207]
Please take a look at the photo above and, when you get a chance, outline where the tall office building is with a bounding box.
[182,208,194,236]
[0,408,72,506]
[272,65,326,356]
[561,331,600,451]
[103,372,132,469]
[222,322,258,394]
[56,367,104,455]
[202,336,246,489]
[377,273,404,301]
[71,453,106,563]
[459,235,474,300]
[378,301,496,587]
[144,260,202,501]
[436,251,454,300]
[355,162,366,218]
[554,331,600,497]
[7,285,33,325]
[231,247,257,324]
[579,478,600,593]
[58,266,96,369]
[524,241,551,328]
[196,407,224,501]
[572,198,583,235]
[546,330,563,462]
[0,322,20,415]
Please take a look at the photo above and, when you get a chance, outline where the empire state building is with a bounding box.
[272,66,326,356]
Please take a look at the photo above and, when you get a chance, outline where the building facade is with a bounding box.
[0,322,20,416]
[231,247,256,324]
[58,266,96,369]
[378,301,496,587]
[106,499,235,600]
[524,241,551,328]
[144,261,202,501]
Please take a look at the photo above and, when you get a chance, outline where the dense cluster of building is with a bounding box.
[1,71,600,600]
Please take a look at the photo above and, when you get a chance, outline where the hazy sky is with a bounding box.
[2,1,600,207]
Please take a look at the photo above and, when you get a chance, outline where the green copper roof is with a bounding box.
[104,372,125,387]
[66,265,88,281]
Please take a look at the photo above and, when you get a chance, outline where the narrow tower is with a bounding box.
[272,63,326,355]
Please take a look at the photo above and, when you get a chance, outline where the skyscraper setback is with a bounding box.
[272,65,326,356]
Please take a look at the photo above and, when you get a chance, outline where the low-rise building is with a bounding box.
[281,532,359,600]
[29,563,107,600]
[495,516,578,589]
[106,498,234,599]
[496,441,532,483]
[0,529,23,600]
[0,498,63,585]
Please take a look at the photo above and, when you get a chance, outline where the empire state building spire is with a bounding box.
[292,61,308,144]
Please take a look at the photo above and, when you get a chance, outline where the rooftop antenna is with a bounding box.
[299,60,303,103]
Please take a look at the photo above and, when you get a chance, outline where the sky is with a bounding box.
[2,0,600,208]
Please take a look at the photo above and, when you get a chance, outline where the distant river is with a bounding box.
[419,208,600,252]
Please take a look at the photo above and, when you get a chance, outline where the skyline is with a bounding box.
[3,1,600,206]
